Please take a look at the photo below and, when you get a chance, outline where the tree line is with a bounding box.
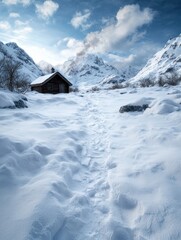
[0,57,29,93]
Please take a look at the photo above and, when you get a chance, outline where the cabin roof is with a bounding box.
[31,72,72,86]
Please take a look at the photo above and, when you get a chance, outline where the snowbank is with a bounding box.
[0,90,27,108]
[145,98,181,114]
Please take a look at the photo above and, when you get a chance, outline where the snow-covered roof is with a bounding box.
[31,73,55,85]
[31,72,72,86]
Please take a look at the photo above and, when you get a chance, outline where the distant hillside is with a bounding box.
[57,54,130,88]
[0,41,42,82]
[129,34,181,86]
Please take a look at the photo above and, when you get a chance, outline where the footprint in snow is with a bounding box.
[110,224,134,240]
[115,194,138,210]
[35,145,53,156]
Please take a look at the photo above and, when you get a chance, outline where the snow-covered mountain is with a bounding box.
[57,54,127,88]
[129,34,181,86]
[0,41,42,81]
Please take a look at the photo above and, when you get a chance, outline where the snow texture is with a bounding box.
[0,86,181,240]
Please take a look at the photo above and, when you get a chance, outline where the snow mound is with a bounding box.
[0,90,27,108]
[129,97,154,106]
[145,98,181,114]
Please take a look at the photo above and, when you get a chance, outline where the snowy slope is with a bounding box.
[0,41,42,81]
[129,34,181,85]
[0,86,181,240]
[57,54,125,88]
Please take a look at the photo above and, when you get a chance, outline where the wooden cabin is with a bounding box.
[31,72,72,94]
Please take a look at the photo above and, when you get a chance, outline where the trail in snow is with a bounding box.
[76,94,112,238]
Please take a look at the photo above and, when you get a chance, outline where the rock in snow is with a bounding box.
[119,104,149,113]
[119,97,154,113]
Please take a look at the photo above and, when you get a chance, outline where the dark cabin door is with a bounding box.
[59,83,66,93]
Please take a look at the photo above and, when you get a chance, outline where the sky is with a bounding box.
[0,0,180,69]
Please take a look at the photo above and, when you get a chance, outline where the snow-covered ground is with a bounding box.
[0,86,181,240]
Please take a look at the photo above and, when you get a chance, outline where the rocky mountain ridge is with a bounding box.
[57,54,129,88]
[0,41,42,82]
[129,34,181,86]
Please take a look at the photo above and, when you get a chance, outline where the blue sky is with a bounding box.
[0,0,180,69]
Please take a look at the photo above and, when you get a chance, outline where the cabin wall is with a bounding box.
[31,75,70,94]
[42,76,69,94]
[31,86,42,93]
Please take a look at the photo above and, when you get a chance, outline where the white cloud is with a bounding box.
[15,20,29,26]
[2,0,18,4]
[58,37,85,61]
[58,4,154,63]
[11,19,33,40]
[20,43,63,65]
[13,26,32,35]
[9,12,20,18]
[2,0,31,6]
[101,17,111,26]
[109,53,135,65]
[107,41,160,70]
[64,37,84,49]
[80,4,154,54]
[71,9,92,30]
[0,21,32,43]
[55,39,62,47]
[36,0,59,20]
[0,21,11,30]
[107,53,136,69]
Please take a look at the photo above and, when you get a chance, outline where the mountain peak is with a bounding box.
[57,53,125,88]
[6,42,19,49]
[76,54,104,66]
[0,41,42,82]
